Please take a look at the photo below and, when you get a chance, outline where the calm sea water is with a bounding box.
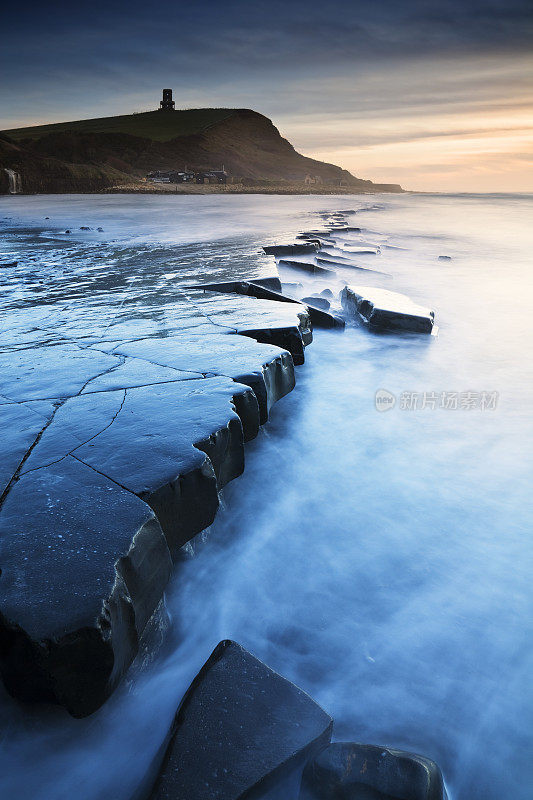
[0,193,532,800]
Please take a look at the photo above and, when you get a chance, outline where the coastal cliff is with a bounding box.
[0,109,402,194]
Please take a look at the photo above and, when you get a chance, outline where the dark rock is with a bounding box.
[97,227,104,232]
[188,280,299,307]
[64,229,71,234]
[341,286,435,334]
[300,742,447,800]
[20,378,258,556]
[317,257,391,278]
[149,640,333,800]
[109,333,295,425]
[301,296,330,310]
[326,226,361,233]
[0,402,55,496]
[305,308,345,329]
[263,243,318,256]
[0,456,171,717]
[278,259,335,277]
[79,226,91,230]
[186,290,312,365]
[251,276,282,291]
[0,282,307,715]
[320,289,334,297]
[438,255,451,261]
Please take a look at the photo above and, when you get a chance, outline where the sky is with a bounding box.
[1,0,532,191]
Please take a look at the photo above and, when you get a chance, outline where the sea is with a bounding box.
[0,192,532,800]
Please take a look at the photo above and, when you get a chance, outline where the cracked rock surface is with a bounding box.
[0,260,310,716]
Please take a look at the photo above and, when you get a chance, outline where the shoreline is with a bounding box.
[1,185,404,197]
[106,183,404,195]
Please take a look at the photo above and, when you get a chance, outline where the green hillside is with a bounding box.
[2,109,236,142]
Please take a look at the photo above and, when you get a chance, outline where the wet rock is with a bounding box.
[149,640,333,800]
[0,402,55,496]
[320,289,334,297]
[20,378,258,556]
[187,289,312,365]
[301,296,330,310]
[326,226,361,233]
[300,742,447,800]
[64,229,71,234]
[0,276,309,715]
[250,276,282,291]
[0,344,119,401]
[278,259,335,277]
[341,286,435,334]
[189,280,299,306]
[109,333,295,425]
[97,227,104,232]
[79,226,91,230]
[438,255,452,261]
[317,257,391,278]
[0,456,171,717]
[263,243,318,256]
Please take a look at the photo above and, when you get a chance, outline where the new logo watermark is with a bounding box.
[375,389,396,411]
[375,390,499,411]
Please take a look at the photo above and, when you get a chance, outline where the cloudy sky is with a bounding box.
[2,0,532,190]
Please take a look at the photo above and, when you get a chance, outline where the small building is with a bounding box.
[159,89,175,112]
[195,169,228,185]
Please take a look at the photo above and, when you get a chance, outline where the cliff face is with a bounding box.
[0,110,402,193]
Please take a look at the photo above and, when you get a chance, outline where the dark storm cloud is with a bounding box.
[2,0,532,85]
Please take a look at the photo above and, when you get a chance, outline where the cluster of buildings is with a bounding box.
[147,169,228,185]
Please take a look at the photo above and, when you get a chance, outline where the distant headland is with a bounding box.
[0,90,403,195]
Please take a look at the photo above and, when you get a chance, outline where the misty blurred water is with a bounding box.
[0,192,532,800]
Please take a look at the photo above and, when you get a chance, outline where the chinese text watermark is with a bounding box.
[375,389,499,412]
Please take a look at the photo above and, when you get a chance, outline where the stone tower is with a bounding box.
[159,89,175,111]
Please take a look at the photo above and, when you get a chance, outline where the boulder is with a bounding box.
[341,286,436,334]
[149,640,333,800]
[300,742,447,800]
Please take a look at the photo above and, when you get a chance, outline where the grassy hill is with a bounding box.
[3,109,236,143]
[1,108,403,194]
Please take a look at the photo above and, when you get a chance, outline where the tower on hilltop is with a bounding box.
[159,89,175,111]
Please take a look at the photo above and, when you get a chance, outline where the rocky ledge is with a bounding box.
[0,286,311,716]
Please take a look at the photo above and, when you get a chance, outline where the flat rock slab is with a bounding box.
[108,333,295,423]
[20,377,258,553]
[278,259,334,277]
[300,742,447,800]
[341,286,436,334]
[0,286,305,715]
[0,344,120,401]
[0,402,55,495]
[263,244,318,256]
[0,456,171,717]
[184,289,312,363]
[317,258,391,278]
[149,640,333,800]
